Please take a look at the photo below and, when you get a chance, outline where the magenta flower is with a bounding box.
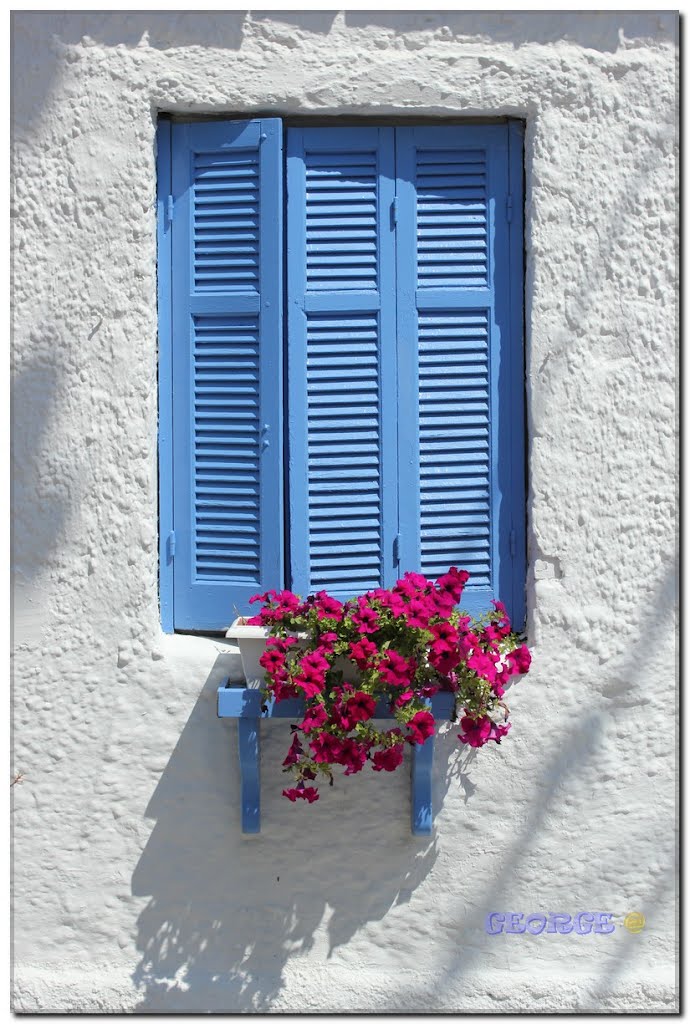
[339,738,369,775]
[402,571,429,591]
[293,650,331,696]
[311,591,345,621]
[403,597,433,628]
[429,640,461,675]
[393,575,422,599]
[271,679,299,702]
[467,648,499,683]
[436,567,470,602]
[349,637,378,670]
[491,675,506,698]
[393,689,414,708]
[351,598,380,635]
[301,703,328,732]
[302,651,330,673]
[379,650,416,687]
[282,785,320,803]
[309,731,344,764]
[259,647,286,675]
[488,720,511,743]
[282,733,304,766]
[432,622,459,646]
[407,709,435,745]
[506,644,531,676]
[457,715,492,747]
[457,632,479,660]
[370,588,407,617]
[345,691,377,724]
[420,683,440,698]
[490,599,512,637]
[372,745,404,772]
[294,677,324,699]
[248,588,304,625]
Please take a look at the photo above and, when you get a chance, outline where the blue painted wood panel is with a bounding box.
[396,124,525,626]
[161,119,525,632]
[287,127,399,601]
[169,119,284,629]
[157,120,175,633]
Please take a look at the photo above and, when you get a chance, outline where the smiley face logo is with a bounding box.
[623,912,645,934]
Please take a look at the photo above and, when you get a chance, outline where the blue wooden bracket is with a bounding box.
[411,731,434,836]
[237,718,260,834]
[217,683,455,836]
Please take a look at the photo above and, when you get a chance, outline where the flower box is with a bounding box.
[225,618,273,688]
[226,617,358,687]
[218,572,531,836]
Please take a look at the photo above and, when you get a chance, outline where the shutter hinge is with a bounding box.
[509,529,516,558]
[393,534,401,564]
[167,195,174,225]
[168,530,176,560]
[391,196,398,226]
[506,194,513,223]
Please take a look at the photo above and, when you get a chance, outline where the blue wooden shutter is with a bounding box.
[168,119,283,629]
[396,124,525,625]
[287,127,398,601]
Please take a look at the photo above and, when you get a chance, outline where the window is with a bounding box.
[157,117,526,633]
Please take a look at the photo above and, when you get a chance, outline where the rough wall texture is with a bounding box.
[11,10,678,1013]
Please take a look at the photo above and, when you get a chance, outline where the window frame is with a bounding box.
[157,115,526,634]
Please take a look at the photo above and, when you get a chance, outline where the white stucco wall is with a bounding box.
[11,10,678,1013]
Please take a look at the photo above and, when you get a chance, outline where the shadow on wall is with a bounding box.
[342,10,677,51]
[131,650,440,1011]
[11,337,71,583]
[129,559,675,1011]
[400,562,677,1010]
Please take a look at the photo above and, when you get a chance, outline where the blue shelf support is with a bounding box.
[411,734,434,836]
[218,683,455,835]
[237,718,261,834]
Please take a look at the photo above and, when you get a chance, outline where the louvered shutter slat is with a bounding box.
[171,120,283,629]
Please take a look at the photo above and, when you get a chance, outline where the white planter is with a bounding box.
[225,619,271,688]
[225,618,359,688]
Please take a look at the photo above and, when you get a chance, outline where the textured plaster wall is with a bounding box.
[11,10,678,1013]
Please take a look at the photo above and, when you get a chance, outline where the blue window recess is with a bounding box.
[158,118,526,634]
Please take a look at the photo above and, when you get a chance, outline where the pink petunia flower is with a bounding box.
[506,644,531,676]
[457,715,492,748]
[338,738,369,775]
[372,744,404,772]
[407,709,435,745]
[309,732,344,764]
[351,598,380,635]
[379,650,417,687]
[345,691,377,724]
[311,592,345,621]
[487,720,511,743]
[283,733,304,766]
[436,567,470,602]
[467,648,499,684]
[393,689,415,708]
[282,785,320,803]
[301,703,328,732]
[349,637,378,670]
[432,622,459,646]
[259,647,286,675]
